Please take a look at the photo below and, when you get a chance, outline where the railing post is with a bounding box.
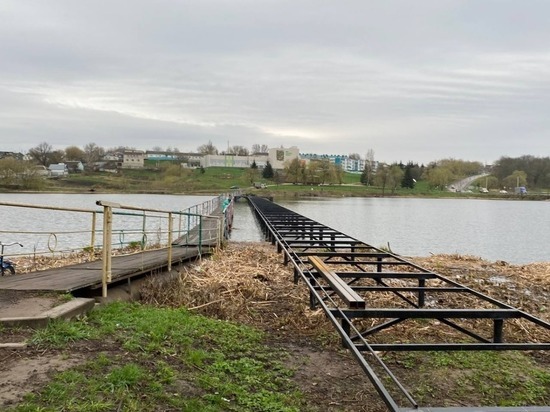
[101,204,113,298]
[167,212,173,272]
[141,212,147,250]
[220,215,224,246]
[198,216,203,256]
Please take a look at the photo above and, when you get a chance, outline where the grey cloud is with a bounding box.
[1,1,550,164]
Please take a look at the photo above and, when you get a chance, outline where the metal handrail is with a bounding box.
[0,195,232,297]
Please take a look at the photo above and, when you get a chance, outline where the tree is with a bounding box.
[503,170,528,189]
[335,164,344,184]
[0,158,44,190]
[84,143,105,166]
[65,146,85,161]
[424,165,453,190]
[306,161,322,185]
[373,163,390,195]
[273,170,284,185]
[388,164,404,194]
[197,140,218,155]
[0,157,26,184]
[228,145,249,156]
[363,149,375,186]
[436,158,483,178]
[28,142,53,166]
[285,158,304,184]
[360,166,369,185]
[348,153,361,160]
[401,162,415,189]
[245,167,260,185]
[250,160,258,169]
[318,159,334,184]
[251,144,269,154]
[49,150,65,164]
[262,161,274,179]
[493,155,550,189]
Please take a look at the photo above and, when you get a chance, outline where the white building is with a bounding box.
[268,146,299,169]
[300,153,365,172]
[121,150,145,169]
[201,154,268,168]
[48,163,69,177]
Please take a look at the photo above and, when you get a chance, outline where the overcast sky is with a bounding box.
[1,1,549,165]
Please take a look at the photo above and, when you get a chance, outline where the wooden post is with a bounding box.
[167,212,173,272]
[101,205,113,298]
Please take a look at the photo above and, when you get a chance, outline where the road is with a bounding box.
[449,173,490,192]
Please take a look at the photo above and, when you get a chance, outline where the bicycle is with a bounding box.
[0,242,23,276]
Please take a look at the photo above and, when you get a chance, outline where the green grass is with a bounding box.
[31,166,550,199]
[13,302,308,412]
[392,350,550,407]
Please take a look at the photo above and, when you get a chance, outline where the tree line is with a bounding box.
[3,139,550,192]
[492,155,550,189]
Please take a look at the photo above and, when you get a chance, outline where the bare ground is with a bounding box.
[0,242,549,411]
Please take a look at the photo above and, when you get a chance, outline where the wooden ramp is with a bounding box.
[0,246,206,293]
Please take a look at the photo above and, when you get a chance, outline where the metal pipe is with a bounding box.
[90,212,97,256]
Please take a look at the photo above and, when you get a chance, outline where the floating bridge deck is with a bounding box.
[0,246,206,293]
[247,195,550,412]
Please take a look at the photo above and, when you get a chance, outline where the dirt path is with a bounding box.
[0,291,63,319]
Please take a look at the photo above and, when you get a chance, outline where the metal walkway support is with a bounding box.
[246,195,550,412]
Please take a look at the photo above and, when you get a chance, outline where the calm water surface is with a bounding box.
[1,194,548,264]
[230,197,549,264]
[0,193,215,255]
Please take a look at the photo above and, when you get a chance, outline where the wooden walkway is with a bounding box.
[0,246,207,293]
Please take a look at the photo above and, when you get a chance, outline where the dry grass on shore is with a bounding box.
[140,242,550,343]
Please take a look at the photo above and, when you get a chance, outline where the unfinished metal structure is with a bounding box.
[247,195,550,412]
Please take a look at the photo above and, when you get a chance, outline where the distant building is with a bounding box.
[48,163,69,177]
[145,151,204,168]
[200,147,299,170]
[33,165,50,177]
[268,146,299,169]
[121,150,145,169]
[300,153,365,172]
[65,161,84,173]
[0,151,24,161]
[201,154,268,168]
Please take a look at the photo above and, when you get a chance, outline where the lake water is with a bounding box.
[1,194,548,264]
[230,197,549,264]
[0,193,216,256]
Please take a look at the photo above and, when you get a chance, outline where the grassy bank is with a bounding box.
[7,302,549,411]
[13,167,546,199]
[11,302,307,412]
[2,244,549,411]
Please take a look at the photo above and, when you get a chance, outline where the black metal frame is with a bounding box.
[247,195,550,412]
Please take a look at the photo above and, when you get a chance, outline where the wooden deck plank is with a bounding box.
[308,256,366,309]
[0,246,208,292]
